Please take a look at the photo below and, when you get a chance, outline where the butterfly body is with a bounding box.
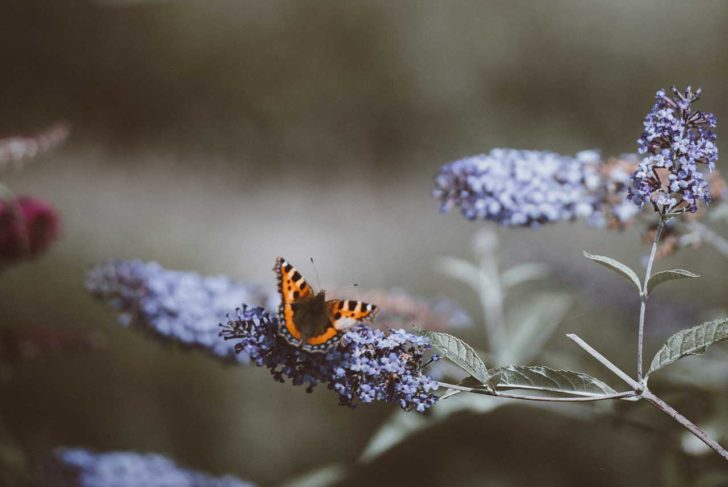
[274,257,377,353]
[289,290,332,345]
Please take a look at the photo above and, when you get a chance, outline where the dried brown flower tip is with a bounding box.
[332,287,471,331]
[599,156,639,229]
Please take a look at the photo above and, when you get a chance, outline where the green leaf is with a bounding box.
[583,251,641,293]
[646,269,700,295]
[360,392,504,463]
[500,263,550,289]
[504,292,572,364]
[420,330,490,383]
[489,365,617,397]
[435,256,481,292]
[647,318,728,376]
[280,464,347,487]
[358,411,427,463]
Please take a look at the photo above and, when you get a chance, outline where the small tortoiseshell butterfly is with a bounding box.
[274,257,378,353]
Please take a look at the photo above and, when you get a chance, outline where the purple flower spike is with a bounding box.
[44,449,254,487]
[220,306,439,412]
[86,260,273,362]
[630,87,718,215]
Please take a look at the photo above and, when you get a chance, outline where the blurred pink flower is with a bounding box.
[0,196,61,263]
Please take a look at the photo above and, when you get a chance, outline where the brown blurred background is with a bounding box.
[0,1,727,485]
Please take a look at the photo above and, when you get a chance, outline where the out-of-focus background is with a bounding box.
[1,1,727,485]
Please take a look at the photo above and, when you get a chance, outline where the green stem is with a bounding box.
[479,253,507,361]
[566,333,641,391]
[436,381,635,403]
[568,334,728,461]
[637,217,664,384]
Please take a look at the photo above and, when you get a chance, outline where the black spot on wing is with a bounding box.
[292,271,302,282]
[347,301,356,311]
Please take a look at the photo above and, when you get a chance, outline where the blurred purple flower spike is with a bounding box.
[433,149,602,227]
[86,260,273,362]
[44,449,254,487]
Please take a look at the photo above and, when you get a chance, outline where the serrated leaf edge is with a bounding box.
[489,365,617,397]
[421,330,490,383]
[647,318,728,376]
[646,269,701,295]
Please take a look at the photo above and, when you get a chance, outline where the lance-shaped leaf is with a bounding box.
[420,330,489,383]
[647,318,728,376]
[505,292,572,364]
[583,251,641,293]
[358,411,427,463]
[280,463,347,487]
[646,269,700,295]
[488,365,617,397]
[500,263,550,289]
[435,256,480,292]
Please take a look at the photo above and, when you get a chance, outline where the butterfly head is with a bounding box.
[290,290,326,312]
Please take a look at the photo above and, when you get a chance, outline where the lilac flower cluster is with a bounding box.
[86,260,273,362]
[44,449,253,487]
[433,149,602,227]
[631,87,718,214]
[220,306,439,412]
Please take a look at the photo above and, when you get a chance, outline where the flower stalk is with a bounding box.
[637,216,665,384]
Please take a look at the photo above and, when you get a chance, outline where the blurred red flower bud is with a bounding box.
[0,196,60,263]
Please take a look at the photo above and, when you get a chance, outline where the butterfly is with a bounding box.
[274,257,378,353]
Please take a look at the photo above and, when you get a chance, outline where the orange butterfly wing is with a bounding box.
[326,299,378,331]
[274,257,314,342]
[274,257,378,352]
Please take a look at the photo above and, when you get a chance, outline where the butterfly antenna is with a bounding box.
[310,257,322,290]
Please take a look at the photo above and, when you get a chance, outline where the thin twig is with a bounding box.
[566,335,728,461]
[565,334,641,390]
[642,389,728,461]
[684,220,728,257]
[638,217,664,383]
